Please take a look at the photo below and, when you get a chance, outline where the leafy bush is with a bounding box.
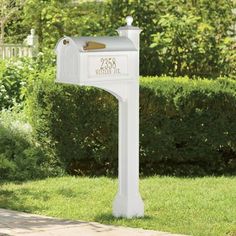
[26,69,236,176]
[0,59,33,110]
[150,12,236,78]
[0,105,62,181]
[0,55,56,112]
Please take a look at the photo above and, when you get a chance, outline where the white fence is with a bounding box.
[0,44,34,59]
[0,29,38,59]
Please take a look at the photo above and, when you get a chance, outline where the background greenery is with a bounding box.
[4,0,236,77]
[0,0,236,180]
[0,2,236,235]
[0,58,62,181]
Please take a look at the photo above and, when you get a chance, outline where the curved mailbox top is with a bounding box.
[55,36,137,53]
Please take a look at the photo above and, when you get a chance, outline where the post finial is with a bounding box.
[30,29,35,35]
[126,16,133,26]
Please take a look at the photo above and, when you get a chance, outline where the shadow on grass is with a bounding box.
[94,213,153,224]
[0,187,49,213]
[56,187,78,198]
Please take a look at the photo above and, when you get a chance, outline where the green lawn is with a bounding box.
[0,176,235,236]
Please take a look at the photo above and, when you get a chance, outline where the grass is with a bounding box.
[0,176,235,236]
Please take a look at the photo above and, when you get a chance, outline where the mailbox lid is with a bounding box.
[57,36,137,52]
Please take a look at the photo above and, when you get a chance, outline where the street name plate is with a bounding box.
[88,55,128,79]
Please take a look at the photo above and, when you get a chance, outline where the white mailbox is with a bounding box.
[55,16,144,219]
[55,36,138,85]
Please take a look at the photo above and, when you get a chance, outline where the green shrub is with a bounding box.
[26,68,236,176]
[140,77,236,175]
[26,66,118,176]
[150,13,236,78]
[0,59,33,110]
[0,55,57,112]
[0,105,62,181]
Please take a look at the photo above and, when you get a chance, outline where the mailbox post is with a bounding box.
[55,16,144,218]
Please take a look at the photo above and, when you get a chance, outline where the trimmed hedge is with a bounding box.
[140,77,236,175]
[26,67,118,176]
[26,70,236,176]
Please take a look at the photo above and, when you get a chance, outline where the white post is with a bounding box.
[3,46,5,59]
[112,16,144,218]
[25,29,39,57]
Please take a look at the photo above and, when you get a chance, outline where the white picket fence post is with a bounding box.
[0,29,38,59]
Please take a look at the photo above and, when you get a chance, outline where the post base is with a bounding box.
[112,193,144,218]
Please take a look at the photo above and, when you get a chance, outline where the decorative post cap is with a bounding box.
[117,16,141,32]
[30,29,35,36]
[116,16,142,50]
[126,16,133,26]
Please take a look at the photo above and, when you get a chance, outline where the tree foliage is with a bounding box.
[3,0,236,77]
[20,0,107,50]
[0,0,25,43]
[106,0,236,77]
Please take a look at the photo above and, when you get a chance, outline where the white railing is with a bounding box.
[0,29,38,59]
[0,44,34,59]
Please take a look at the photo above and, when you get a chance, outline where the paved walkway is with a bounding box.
[0,209,186,236]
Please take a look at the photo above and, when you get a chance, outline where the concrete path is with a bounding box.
[0,208,186,236]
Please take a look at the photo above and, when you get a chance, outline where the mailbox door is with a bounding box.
[56,43,79,84]
[79,51,138,84]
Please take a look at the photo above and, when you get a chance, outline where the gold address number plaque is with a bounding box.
[88,55,128,78]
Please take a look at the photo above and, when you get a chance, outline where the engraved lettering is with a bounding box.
[95,57,120,76]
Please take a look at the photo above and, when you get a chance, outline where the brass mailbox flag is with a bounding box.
[83,41,106,50]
